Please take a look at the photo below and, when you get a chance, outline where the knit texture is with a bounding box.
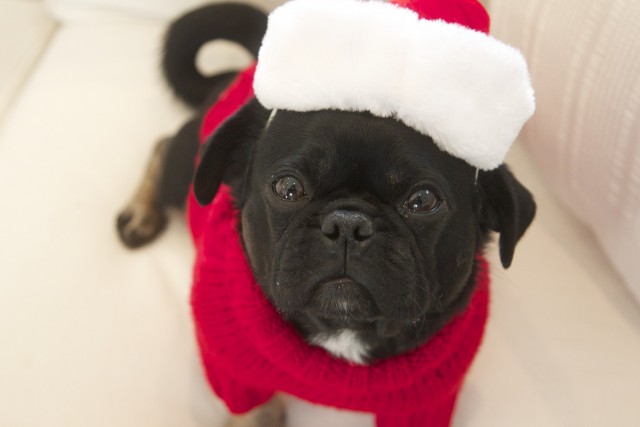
[188,67,491,426]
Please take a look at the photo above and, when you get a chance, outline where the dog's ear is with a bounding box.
[193,99,269,205]
[477,165,536,268]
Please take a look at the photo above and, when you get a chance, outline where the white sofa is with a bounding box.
[1,1,638,426]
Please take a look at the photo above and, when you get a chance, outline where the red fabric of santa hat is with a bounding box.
[253,0,535,170]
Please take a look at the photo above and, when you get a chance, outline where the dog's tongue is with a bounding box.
[376,319,404,338]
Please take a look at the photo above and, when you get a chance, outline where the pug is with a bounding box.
[117,2,536,426]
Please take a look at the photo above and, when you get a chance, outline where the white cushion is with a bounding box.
[490,0,640,304]
[0,21,215,427]
[0,0,56,120]
[44,0,286,22]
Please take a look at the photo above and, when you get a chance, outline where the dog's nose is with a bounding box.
[321,210,374,243]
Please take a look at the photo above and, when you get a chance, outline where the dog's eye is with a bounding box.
[405,188,440,213]
[273,175,305,201]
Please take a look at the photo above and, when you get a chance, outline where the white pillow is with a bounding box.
[490,0,640,302]
[44,0,285,22]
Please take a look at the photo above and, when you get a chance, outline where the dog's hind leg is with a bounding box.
[116,117,200,248]
[155,117,201,209]
[226,396,285,427]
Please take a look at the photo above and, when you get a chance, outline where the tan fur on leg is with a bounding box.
[116,138,170,248]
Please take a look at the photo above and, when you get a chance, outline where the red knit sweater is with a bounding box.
[188,67,490,427]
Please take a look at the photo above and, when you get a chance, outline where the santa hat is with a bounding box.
[253,0,535,171]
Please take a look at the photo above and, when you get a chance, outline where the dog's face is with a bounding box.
[241,109,481,327]
[194,100,535,359]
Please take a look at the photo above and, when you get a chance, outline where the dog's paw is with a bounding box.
[116,202,167,249]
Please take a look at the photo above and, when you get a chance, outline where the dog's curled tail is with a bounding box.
[162,3,268,108]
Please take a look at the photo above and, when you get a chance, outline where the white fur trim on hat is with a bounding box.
[253,0,535,170]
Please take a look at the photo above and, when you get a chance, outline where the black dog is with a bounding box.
[117,2,535,424]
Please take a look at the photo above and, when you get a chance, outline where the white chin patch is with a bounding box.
[311,330,369,365]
